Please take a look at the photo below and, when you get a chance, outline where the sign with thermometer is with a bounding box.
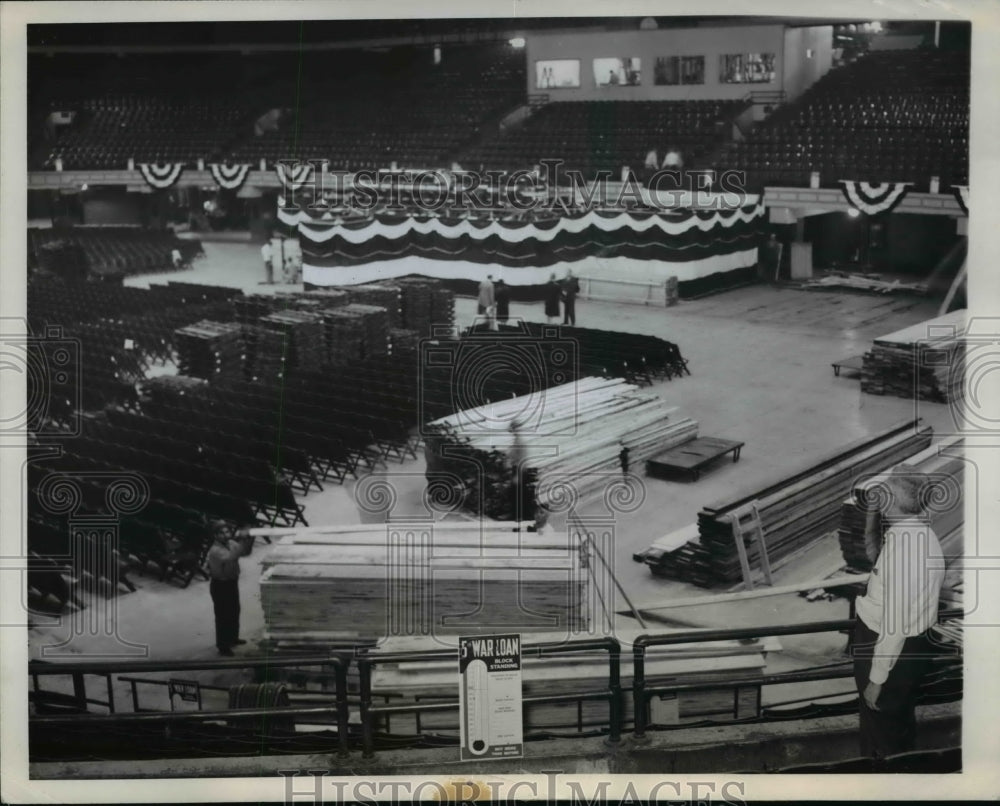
[458,633,523,760]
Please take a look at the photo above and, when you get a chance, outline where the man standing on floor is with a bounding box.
[852,466,945,758]
[477,274,495,324]
[562,269,581,326]
[544,273,562,324]
[206,521,254,656]
[261,240,274,285]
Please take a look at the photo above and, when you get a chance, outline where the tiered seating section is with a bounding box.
[29,227,203,278]
[30,46,525,172]
[459,100,741,179]
[716,49,969,190]
[229,48,525,170]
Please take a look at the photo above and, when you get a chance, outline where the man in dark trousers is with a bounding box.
[618,442,631,477]
[544,273,562,323]
[561,269,581,326]
[852,466,945,758]
[206,521,254,656]
[494,279,511,325]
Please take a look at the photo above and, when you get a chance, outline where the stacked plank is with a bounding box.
[259,310,326,371]
[396,278,455,335]
[258,523,589,652]
[174,320,246,382]
[141,373,207,398]
[641,420,933,586]
[369,628,780,732]
[861,309,966,402]
[837,437,964,572]
[425,377,698,518]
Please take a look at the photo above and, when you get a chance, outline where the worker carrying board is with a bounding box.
[458,633,523,760]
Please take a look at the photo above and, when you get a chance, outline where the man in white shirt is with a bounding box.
[852,466,945,758]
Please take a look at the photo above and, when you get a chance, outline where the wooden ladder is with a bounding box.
[729,501,773,591]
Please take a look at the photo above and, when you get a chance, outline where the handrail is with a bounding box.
[631,608,963,738]
[357,636,621,758]
[29,653,352,757]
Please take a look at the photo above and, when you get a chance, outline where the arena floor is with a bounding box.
[29,242,955,711]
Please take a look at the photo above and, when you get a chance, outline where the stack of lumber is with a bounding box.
[245,326,290,381]
[396,278,455,335]
[258,524,589,652]
[861,309,966,402]
[259,310,325,371]
[802,272,928,295]
[369,627,780,732]
[424,377,698,518]
[174,320,246,382]
[639,420,933,586]
[141,373,208,399]
[837,437,964,572]
[233,294,282,325]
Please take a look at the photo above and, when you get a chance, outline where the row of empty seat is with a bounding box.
[715,49,969,190]
[29,227,202,277]
[459,99,741,178]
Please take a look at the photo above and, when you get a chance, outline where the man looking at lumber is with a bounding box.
[206,521,254,656]
[852,466,945,758]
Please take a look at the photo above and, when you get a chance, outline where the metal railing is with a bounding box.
[632,609,963,739]
[357,636,622,758]
[29,653,352,757]
[27,610,962,760]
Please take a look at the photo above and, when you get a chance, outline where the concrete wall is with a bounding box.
[525,26,785,101]
[782,26,834,103]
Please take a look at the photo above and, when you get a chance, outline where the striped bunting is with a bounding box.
[209,163,252,190]
[274,161,314,191]
[839,180,911,215]
[137,163,185,190]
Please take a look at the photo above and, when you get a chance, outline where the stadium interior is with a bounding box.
[19,15,971,778]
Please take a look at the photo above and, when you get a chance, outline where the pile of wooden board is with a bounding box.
[174,320,246,382]
[837,437,964,572]
[637,420,933,586]
[424,377,698,517]
[368,627,780,733]
[802,272,928,295]
[258,523,590,652]
[861,309,966,402]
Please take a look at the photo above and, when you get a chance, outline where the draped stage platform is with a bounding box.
[280,195,766,299]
